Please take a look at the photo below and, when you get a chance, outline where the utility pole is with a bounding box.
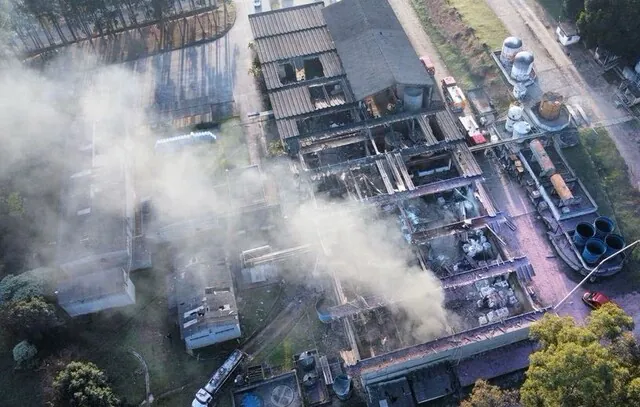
[553,239,640,312]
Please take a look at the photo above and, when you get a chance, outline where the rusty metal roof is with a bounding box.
[253,27,335,63]
[262,51,344,90]
[269,78,352,119]
[249,2,326,39]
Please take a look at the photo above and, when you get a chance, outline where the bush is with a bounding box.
[13,340,38,369]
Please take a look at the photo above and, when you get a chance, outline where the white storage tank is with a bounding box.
[505,103,524,132]
[512,120,531,142]
[512,83,527,101]
[403,86,424,113]
[500,37,523,66]
[510,51,534,82]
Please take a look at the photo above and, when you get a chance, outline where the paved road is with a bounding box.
[484,0,640,188]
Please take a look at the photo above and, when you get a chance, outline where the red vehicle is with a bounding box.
[581,291,610,309]
[419,56,436,76]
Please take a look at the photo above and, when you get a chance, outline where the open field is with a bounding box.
[448,0,509,50]
[409,0,510,104]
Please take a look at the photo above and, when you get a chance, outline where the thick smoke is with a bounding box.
[1,48,451,343]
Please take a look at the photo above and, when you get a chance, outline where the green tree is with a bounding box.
[521,305,640,407]
[12,339,38,369]
[562,0,584,21]
[461,379,520,407]
[0,272,44,303]
[1,295,61,340]
[52,361,120,407]
[578,0,640,60]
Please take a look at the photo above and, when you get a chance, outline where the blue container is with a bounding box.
[605,234,625,258]
[333,375,353,401]
[582,238,606,265]
[573,222,595,248]
[594,216,615,239]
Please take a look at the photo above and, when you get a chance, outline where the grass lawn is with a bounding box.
[567,128,640,264]
[410,0,475,88]
[448,0,509,50]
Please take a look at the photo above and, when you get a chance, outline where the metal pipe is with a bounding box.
[554,239,640,311]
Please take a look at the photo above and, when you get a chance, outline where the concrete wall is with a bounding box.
[186,322,242,350]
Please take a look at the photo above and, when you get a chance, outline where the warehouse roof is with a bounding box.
[322,0,433,101]
[249,2,326,39]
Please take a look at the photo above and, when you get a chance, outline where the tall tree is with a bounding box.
[52,361,121,407]
[562,0,584,21]
[578,0,640,60]
[0,295,61,340]
[461,379,521,407]
[521,304,640,407]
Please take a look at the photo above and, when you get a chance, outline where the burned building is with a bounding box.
[174,246,241,351]
[55,128,141,317]
[249,0,441,156]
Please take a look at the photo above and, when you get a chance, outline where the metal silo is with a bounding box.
[505,102,524,132]
[500,36,523,66]
[510,51,534,82]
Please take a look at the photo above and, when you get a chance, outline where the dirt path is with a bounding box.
[387,0,450,82]
[483,0,640,188]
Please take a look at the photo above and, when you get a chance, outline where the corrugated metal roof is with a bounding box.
[262,51,344,90]
[276,118,300,139]
[270,79,352,119]
[322,0,434,100]
[254,28,335,63]
[249,2,326,39]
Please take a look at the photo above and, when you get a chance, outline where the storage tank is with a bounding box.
[538,92,563,121]
[302,372,318,388]
[299,351,316,372]
[604,234,625,258]
[635,59,640,75]
[512,121,531,142]
[573,222,596,249]
[594,216,615,239]
[582,238,606,265]
[333,375,353,401]
[505,102,524,132]
[529,139,556,177]
[500,36,523,66]
[550,173,573,203]
[403,87,424,113]
[513,83,527,101]
[510,51,534,82]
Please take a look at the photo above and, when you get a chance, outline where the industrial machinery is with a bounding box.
[529,139,556,177]
[457,115,487,145]
[441,76,467,113]
[538,92,563,121]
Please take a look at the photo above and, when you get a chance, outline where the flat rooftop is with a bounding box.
[57,128,131,267]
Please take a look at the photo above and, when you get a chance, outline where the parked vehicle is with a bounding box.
[441,76,466,113]
[457,115,487,145]
[192,350,245,407]
[581,291,610,309]
[419,55,436,76]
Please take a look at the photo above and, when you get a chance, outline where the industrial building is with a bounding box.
[174,245,241,351]
[55,126,144,317]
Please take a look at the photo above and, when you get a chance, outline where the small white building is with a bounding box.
[175,251,241,351]
[556,23,580,46]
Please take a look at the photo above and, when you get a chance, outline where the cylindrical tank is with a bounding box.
[594,216,615,239]
[332,375,353,401]
[573,222,596,249]
[403,87,424,113]
[316,297,333,324]
[538,92,563,121]
[635,58,640,75]
[500,36,523,66]
[510,51,534,82]
[550,173,573,202]
[604,234,625,258]
[512,121,531,141]
[513,83,527,101]
[299,351,316,372]
[505,103,524,132]
[302,372,318,388]
[529,139,556,177]
[582,238,606,265]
